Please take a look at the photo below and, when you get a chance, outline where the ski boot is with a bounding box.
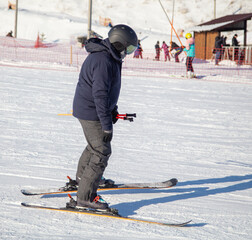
[62,176,115,192]
[61,176,78,191]
[66,194,119,215]
[76,195,109,210]
[99,176,115,188]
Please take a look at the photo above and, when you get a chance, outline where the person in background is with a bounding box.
[214,35,224,65]
[232,34,240,61]
[232,34,239,47]
[155,41,160,61]
[170,41,182,62]
[222,36,231,60]
[161,41,170,61]
[108,21,113,28]
[183,33,195,78]
[71,24,138,211]
[6,30,13,37]
[223,36,229,47]
[211,47,216,62]
[134,40,143,59]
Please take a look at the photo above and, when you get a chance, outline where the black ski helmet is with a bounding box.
[108,24,138,55]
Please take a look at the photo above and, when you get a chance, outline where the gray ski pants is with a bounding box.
[76,119,112,201]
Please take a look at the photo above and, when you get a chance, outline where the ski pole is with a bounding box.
[116,113,136,122]
[117,113,136,118]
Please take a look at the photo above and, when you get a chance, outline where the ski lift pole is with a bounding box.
[87,0,92,39]
[158,0,183,47]
[170,0,175,49]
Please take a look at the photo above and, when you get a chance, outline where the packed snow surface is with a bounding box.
[0,65,252,239]
[0,0,252,239]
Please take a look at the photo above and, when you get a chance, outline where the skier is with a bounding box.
[155,41,160,61]
[161,41,170,61]
[108,21,113,28]
[71,24,138,211]
[133,40,143,58]
[170,41,182,62]
[232,34,239,47]
[183,33,195,78]
[6,30,13,37]
[214,35,224,65]
[232,34,240,61]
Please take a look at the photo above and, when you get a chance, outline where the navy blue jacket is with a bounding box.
[215,36,223,49]
[73,38,122,131]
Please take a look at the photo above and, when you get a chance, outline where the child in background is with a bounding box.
[155,41,160,61]
[161,41,170,61]
[133,40,143,59]
[183,33,195,78]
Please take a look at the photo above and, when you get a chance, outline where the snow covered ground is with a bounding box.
[0,0,252,239]
[1,64,252,239]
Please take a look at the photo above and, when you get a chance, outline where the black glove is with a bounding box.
[103,130,113,143]
[111,107,119,124]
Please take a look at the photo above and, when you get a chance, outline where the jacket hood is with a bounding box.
[185,37,194,50]
[85,38,122,62]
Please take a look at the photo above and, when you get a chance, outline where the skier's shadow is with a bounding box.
[111,174,252,217]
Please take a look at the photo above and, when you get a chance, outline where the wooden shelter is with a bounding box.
[192,13,252,60]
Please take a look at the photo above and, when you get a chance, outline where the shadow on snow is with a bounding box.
[111,174,252,216]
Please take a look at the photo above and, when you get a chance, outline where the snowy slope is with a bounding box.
[1,65,252,239]
[0,0,252,48]
[0,1,252,239]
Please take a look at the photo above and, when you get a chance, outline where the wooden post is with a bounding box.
[14,0,19,38]
[214,0,216,19]
[244,20,247,46]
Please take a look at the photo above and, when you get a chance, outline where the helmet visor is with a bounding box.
[126,44,137,55]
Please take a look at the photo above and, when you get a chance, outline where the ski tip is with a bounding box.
[21,190,35,196]
[180,220,192,226]
[166,220,192,227]
[163,178,178,187]
[21,190,27,195]
[170,178,178,186]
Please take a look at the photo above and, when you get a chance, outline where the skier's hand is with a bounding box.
[111,107,119,124]
[103,130,113,142]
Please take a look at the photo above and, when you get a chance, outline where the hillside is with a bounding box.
[1,1,252,239]
[0,0,252,48]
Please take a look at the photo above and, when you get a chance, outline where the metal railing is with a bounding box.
[222,46,252,65]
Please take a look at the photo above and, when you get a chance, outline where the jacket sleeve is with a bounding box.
[232,37,235,46]
[183,46,189,52]
[92,57,113,131]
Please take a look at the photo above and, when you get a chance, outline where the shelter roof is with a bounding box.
[192,13,252,32]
